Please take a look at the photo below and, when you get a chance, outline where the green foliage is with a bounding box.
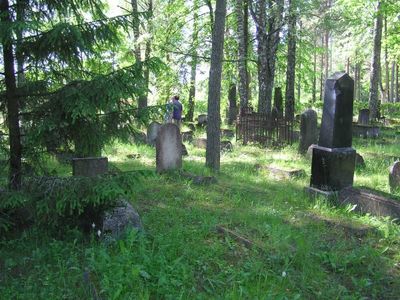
[381,102,400,119]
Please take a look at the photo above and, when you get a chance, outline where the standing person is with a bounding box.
[172,95,183,128]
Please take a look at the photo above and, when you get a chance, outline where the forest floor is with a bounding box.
[1,126,400,299]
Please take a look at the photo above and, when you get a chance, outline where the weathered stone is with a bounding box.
[102,200,143,239]
[193,138,207,149]
[352,124,380,138]
[311,146,356,191]
[197,114,208,126]
[319,73,354,149]
[182,143,188,156]
[220,140,233,152]
[309,72,356,192]
[220,129,235,139]
[182,131,194,143]
[146,121,162,146]
[358,109,370,125]
[299,109,318,154]
[156,124,182,172]
[338,187,400,220]
[355,153,366,169]
[389,161,400,193]
[264,165,306,179]
[72,157,108,177]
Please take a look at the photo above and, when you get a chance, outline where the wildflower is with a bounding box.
[97,230,101,237]
[281,271,287,277]
[92,223,96,229]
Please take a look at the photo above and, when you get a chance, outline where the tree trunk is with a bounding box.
[187,0,199,122]
[320,35,324,102]
[312,34,317,104]
[206,0,227,172]
[391,61,395,103]
[384,16,389,103]
[1,0,22,190]
[285,0,297,121]
[396,63,399,102]
[227,83,237,125]
[236,0,248,108]
[368,2,383,120]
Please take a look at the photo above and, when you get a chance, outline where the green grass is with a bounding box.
[1,134,400,299]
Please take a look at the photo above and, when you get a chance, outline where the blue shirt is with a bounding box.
[172,100,183,120]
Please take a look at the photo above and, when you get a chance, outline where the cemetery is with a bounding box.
[1,0,400,299]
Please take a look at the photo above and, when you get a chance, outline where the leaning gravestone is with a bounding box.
[389,161,400,193]
[298,109,318,154]
[197,114,208,127]
[358,109,370,125]
[156,124,182,172]
[147,121,162,146]
[72,157,108,177]
[308,72,356,193]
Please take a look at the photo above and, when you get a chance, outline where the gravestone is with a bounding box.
[355,152,366,169]
[182,143,188,156]
[156,124,182,172]
[389,161,400,193]
[72,157,108,177]
[358,109,370,125]
[147,122,162,146]
[309,72,356,192]
[182,131,194,143]
[197,114,208,127]
[298,109,318,154]
[220,140,233,152]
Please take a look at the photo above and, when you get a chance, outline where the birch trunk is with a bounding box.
[236,0,248,108]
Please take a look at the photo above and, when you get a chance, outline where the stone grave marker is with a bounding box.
[389,161,400,193]
[308,72,356,193]
[147,121,162,146]
[156,124,182,172]
[298,109,318,154]
[273,87,283,118]
[358,109,370,125]
[197,114,208,127]
[72,157,108,177]
[182,131,194,143]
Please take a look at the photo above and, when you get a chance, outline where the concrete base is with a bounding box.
[304,186,338,201]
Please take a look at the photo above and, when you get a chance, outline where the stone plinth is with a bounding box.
[72,157,108,177]
[310,145,356,191]
[352,124,380,138]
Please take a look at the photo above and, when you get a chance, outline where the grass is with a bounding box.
[1,131,400,299]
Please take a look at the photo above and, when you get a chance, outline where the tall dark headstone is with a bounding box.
[358,109,370,125]
[298,109,318,154]
[309,73,356,192]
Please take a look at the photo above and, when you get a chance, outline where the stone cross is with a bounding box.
[156,124,182,172]
[147,121,162,146]
[72,157,108,177]
[298,109,318,154]
[309,72,356,191]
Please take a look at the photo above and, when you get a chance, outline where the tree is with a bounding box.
[369,1,383,120]
[285,0,297,121]
[236,0,249,109]
[206,0,227,171]
[187,0,199,122]
[1,0,22,190]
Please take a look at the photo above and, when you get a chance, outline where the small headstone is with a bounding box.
[298,109,318,154]
[102,199,143,239]
[358,109,370,125]
[309,72,356,192]
[220,140,233,152]
[156,124,182,172]
[197,114,208,126]
[182,143,188,156]
[182,131,194,143]
[355,153,366,169]
[72,157,108,177]
[273,87,283,118]
[193,138,207,149]
[389,161,400,193]
[147,121,162,146]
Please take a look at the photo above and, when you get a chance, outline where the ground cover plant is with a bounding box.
[1,131,399,299]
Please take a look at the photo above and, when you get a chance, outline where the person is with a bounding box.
[172,95,183,128]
